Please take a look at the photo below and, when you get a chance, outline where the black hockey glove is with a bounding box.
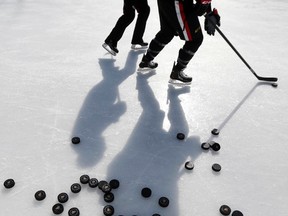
[204,8,220,36]
[194,0,212,16]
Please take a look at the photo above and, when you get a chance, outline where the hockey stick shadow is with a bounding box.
[206,82,274,143]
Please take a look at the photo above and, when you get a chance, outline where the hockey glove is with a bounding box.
[204,8,220,36]
[194,0,212,16]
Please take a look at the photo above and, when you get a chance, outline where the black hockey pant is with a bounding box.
[105,0,150,45]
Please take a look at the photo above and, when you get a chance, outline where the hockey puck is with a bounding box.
[141,187,152,198]
[71,183,81,193]
[103,205,114,216]
[232,210,243,216]
[68,207,80,216]
[52,203,64,215]
[101,182,112,193]
[104,192,114,203]
[57,192,69,203]
[34,190,46,201]
[176,133,185,140]
[98,180,108,190]
[212,163,222,172]
[158,197,169,207]
[152,214,161,216]
[89,178,99,188]
[201,142,210,150]
[210,142,221,151]
[219,205,231,215]
[4,178,15,189]
[271,83,278,88]
[184,161,194,170]
[80,174,90,184]
[71,137,80,144]
[211,128,220,135]
[109,179,120,189]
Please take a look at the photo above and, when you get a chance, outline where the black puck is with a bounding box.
[68,207,80,216]
[271,83,278,88]
[52,203,64,215]
[72,137,80,144]
[104,192,114,203]
[219,205,231,215]
[89,178,99,188]
[158,197,169,207]
[152,214,161,216]
[141,187,152,198]
[71,183,81,193]
[210,142,221,151]
[57,192,69,203]
[98,180,108,190]
[201,142,210,150]
[176,133,185,140]
[4,178,15,189]
[80,174,90,184]
[103,205,114,216]
[212,163,222,172]
[232,210,243,216]
[211,128,220,135]
[34,190,46,201]
[184,161,194,170]
[101,182,112,193]
[109,179,120,189]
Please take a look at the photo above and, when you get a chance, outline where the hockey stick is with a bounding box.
[206,16,278,82]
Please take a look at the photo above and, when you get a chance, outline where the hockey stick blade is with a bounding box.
[256,76,278,82]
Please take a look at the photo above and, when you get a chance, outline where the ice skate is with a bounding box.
[102,40,119,56]
[131,42,148,50]
[168,63,192,86]
[138,54,158,72]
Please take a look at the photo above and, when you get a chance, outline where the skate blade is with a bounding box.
[131,44,148,50]
[168,79,191,86]
[102,43,116,56]
[137,67,156,73]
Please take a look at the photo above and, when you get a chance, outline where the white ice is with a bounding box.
[0,0,288,215]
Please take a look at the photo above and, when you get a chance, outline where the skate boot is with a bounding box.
[102,40,119,56]
[138,54,158,71]
[131,42,148,50]
[169,63,192,85]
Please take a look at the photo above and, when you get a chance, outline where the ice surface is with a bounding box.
[0,0,288,215]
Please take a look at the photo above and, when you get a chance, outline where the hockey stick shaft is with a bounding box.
[207,16,278,82]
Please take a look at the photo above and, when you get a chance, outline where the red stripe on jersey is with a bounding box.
[179,2,192,41]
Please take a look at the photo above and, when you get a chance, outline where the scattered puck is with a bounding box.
[71,137,80,144]
[98,180,108,190]
[158,197,169,207]
[101,182,112,193]
[184,161,194,170]
[109,179,120,189]
[52,203,64,215]
[80,174,90,184]
[219,205,231,215]
[141,187,152,198]
[201,142,210,150]
[4,178,15,189]
[210,142,221,151]
[271,83,278,88]
[103,205,114,216]
[71,183,81,193]
[211,128,220,135]
[34,190,46,201]
[104,192,114,203]
[68,207,80,216]
[57,192,69,203]
[176,133,185,140]
[232,210,243,216]
[212,163,222,172]
[89,178,99,188]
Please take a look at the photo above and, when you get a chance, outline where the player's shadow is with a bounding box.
[71,50,144,167]
[105,73,202,216]
[206,82,275,142]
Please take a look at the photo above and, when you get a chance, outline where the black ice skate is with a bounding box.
[102,40,119,56]
[131,42,148,50]
[138,54,158,72]
[169,63,192,85]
